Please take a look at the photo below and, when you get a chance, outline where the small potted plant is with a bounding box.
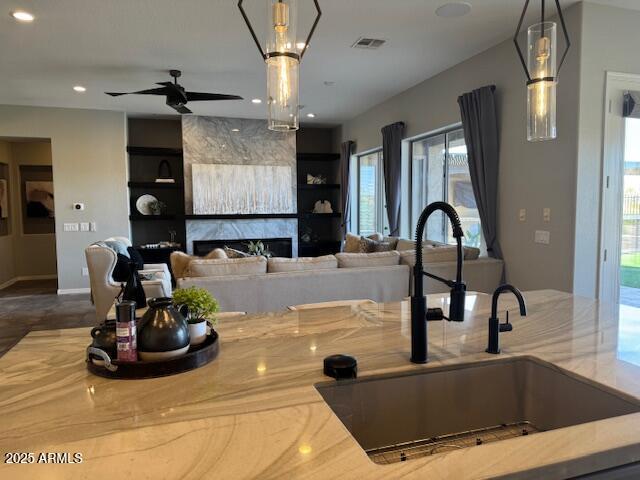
[172,286,219,346]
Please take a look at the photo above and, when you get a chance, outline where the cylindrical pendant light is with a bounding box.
[265,0,299,131]
[527,21,557,141]
[238,0,322,132]
[514,0,570,142]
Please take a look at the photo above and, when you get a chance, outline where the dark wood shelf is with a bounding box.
[127,146,183,157]
[298,184,340,190]
[299,212,342,218]
[130,214,182,221]
[297,153,340,162]
[128,181,184,189]
[185,213,298,220]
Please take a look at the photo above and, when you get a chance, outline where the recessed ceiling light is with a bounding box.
[251,98,262,104]
[306,113,316,118]
[231,128,240,132]
[73,85,87,93]
[11,10,34,22]
[435,2,472,18]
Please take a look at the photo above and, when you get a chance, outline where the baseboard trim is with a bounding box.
[57,287,91,295]
[0,274,58,290]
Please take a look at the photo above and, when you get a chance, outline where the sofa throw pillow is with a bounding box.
[344,233,384,253]
[187,256,267,277]
[205,248,228,260]
[358,236,393,253]
[383,236,400,250]
[343,233,362,253]
[335,251,400,268]
[224,246,250,258]
[170,251,193,279]
[267,255,338,273]
[463,246,481,260]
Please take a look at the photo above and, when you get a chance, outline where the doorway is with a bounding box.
[0,138,57,295]
[620,117,640,307]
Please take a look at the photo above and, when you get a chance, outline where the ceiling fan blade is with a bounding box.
[186,92,243,102]
[171,104,192,114]
[105,87,170,97]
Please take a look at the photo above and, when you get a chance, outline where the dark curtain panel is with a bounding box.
[457,85,503,259]
[381,122,405,236]
[340,140,355,237]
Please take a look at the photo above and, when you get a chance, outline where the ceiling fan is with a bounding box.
[105,70,243,114]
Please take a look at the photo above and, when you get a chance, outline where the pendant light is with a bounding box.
[514,0,570,142]
[238,1,322,131]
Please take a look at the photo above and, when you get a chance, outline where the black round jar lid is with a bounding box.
[323,354,357,380]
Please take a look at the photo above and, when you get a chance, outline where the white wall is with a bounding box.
[339,4,583,293]
[0,106,128,291]
[573,2,640,298]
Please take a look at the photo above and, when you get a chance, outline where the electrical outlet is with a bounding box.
[63,223,79,232]
[80,222,90,232]
[519,209,526,222]
[82,267,89,277]
[543,208,551,222]
[535,230,550,245]
[90,222,97,232]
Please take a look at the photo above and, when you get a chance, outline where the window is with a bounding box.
[356,149,388,235]
[410,127,482,248]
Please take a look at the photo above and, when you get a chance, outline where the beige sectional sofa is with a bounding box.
[172,239,504,314]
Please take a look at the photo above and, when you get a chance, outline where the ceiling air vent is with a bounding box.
[351,37,386,50]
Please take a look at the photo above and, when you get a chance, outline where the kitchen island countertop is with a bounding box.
[2,290,640,479]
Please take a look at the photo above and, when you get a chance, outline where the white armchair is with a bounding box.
[85,237,172,321]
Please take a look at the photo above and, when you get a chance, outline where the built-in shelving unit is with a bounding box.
[127,119,186,249]
[296,149,342,257]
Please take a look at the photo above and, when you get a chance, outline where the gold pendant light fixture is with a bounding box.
[514,0,571,142]
[238,1,322,132]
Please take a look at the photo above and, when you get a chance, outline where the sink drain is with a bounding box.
[366,421,540,465]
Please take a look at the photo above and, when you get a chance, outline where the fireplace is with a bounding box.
[193,238,293,258]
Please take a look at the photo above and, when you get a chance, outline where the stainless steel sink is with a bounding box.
[315,356,640,464]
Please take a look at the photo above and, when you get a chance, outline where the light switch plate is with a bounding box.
[535,230,550,245]
[519,209,526,222]
[543,208,551,222]
[63,223,79,232]
[82,267,89,277]
[90,222,97,232]
[80,222,90,232]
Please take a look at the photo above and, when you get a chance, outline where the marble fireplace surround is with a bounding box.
[182,116,298,256]
[186,219,298,256]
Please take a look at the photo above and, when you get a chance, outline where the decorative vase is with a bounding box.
[137,297,190,362]
[188,320,208,346]
[89,320,117,364]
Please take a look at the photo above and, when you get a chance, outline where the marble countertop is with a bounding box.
[2,290,640,479]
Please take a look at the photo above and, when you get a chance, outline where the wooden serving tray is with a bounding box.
[86,331,219,379]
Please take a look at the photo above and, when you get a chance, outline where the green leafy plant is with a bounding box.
[246,240,272,257]
[172,286,219,324]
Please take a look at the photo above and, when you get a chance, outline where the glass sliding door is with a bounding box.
[410,127,482,248]
[357,150,382,236]
[411,134,445,241]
